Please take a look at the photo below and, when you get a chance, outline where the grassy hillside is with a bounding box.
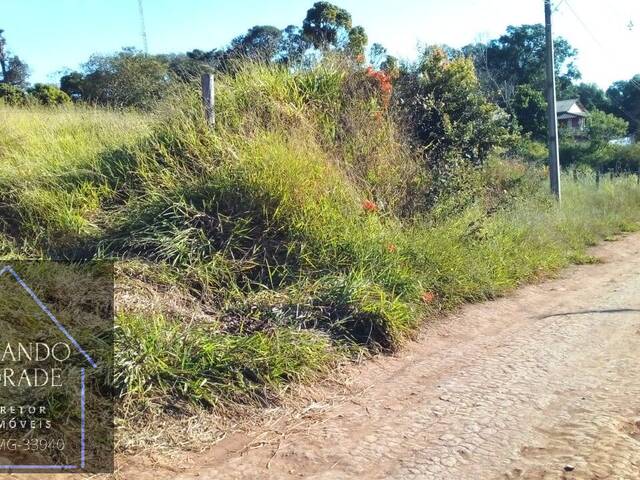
[2,63,640,418]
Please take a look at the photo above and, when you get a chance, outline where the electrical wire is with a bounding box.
[561,0,640,128]
[563,0,640,94]
[553,0,566,13]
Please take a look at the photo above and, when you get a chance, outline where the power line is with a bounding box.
[553,0,566,13]
[563,0,603,46]
[563,0,640,94]
[561,0,640,128]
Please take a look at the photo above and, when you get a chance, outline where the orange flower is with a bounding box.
[356,53,365,64]
[421,291,436,304]
[386,243,397,253]
[365,67,393,109]
[362,199,378,213]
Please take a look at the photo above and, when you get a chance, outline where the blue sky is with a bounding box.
[2,0,639,88]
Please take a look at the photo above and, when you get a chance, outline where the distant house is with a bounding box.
[556,99,588,132]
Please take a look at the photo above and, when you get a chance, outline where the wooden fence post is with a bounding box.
[201,73,215,127]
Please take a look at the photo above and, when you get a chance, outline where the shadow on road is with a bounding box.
[539,308,640,319]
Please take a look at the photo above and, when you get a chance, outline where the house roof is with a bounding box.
[556,99,588,117]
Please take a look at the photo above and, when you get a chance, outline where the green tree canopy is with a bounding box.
[563,82,611,112]
[512,84,547,140]
[227,25,283,63]
[60,71,85,99]
[463,24,580,105]
[0,30,29,88]
[369,43,387,68]
[62,48,171,109]
[346,26,367,58]
[302,1,352,50]
[586,109,628,149]
[607,75,640,134]
[278,25,311,65]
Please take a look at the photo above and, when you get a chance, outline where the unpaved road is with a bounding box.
[118,234,640,480]
[7,235,640,479]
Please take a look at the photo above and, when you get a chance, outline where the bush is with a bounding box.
[512,84,547,140]
[29,83,71,105]
[603,143,640,173]
[397,47,512,166]
[559,136,589,168]
[508,136,548,164]
[0,83,29,106]
[560,135,640,174]
[395,48,513,206]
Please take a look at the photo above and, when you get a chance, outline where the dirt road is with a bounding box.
[118,234,640,480]
[9,235,640,479]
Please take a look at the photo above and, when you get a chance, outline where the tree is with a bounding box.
[606,75,640,134]
[60,71,85,100]
[0,30,29,87]
[380,55,400,80]
[585,109,628,149]
[3,55,29,87]
[29,83,71,105]
[564,82,610,112]
[227,25,283,63]
[164,53,215,81]
[346,26,367,59]
[463,24,580,106]
[72,48,171,108]
[186,48,222,64]
[302,2,352,50]
[278,25,311,65]
[0,29,7,81]
[562,109,630,170]
[585,110,629,170]
[511,84,547,140]
[369,43,387,69]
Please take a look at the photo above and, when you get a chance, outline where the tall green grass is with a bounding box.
[2,63,640,415]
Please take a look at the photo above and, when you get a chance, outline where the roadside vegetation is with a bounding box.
[1,2,640,433]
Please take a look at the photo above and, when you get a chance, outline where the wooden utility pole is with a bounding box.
[545,0,561,201]
[201,74,215,127]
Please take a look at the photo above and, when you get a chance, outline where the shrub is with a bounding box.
[508,136,548,164]
[395,47,513,207]
[397,47,512,166]
[559,136,588,168]
[599,143,640,173]
[0,83,29,106]
[29,83,71,105]
[512,84,547,140]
